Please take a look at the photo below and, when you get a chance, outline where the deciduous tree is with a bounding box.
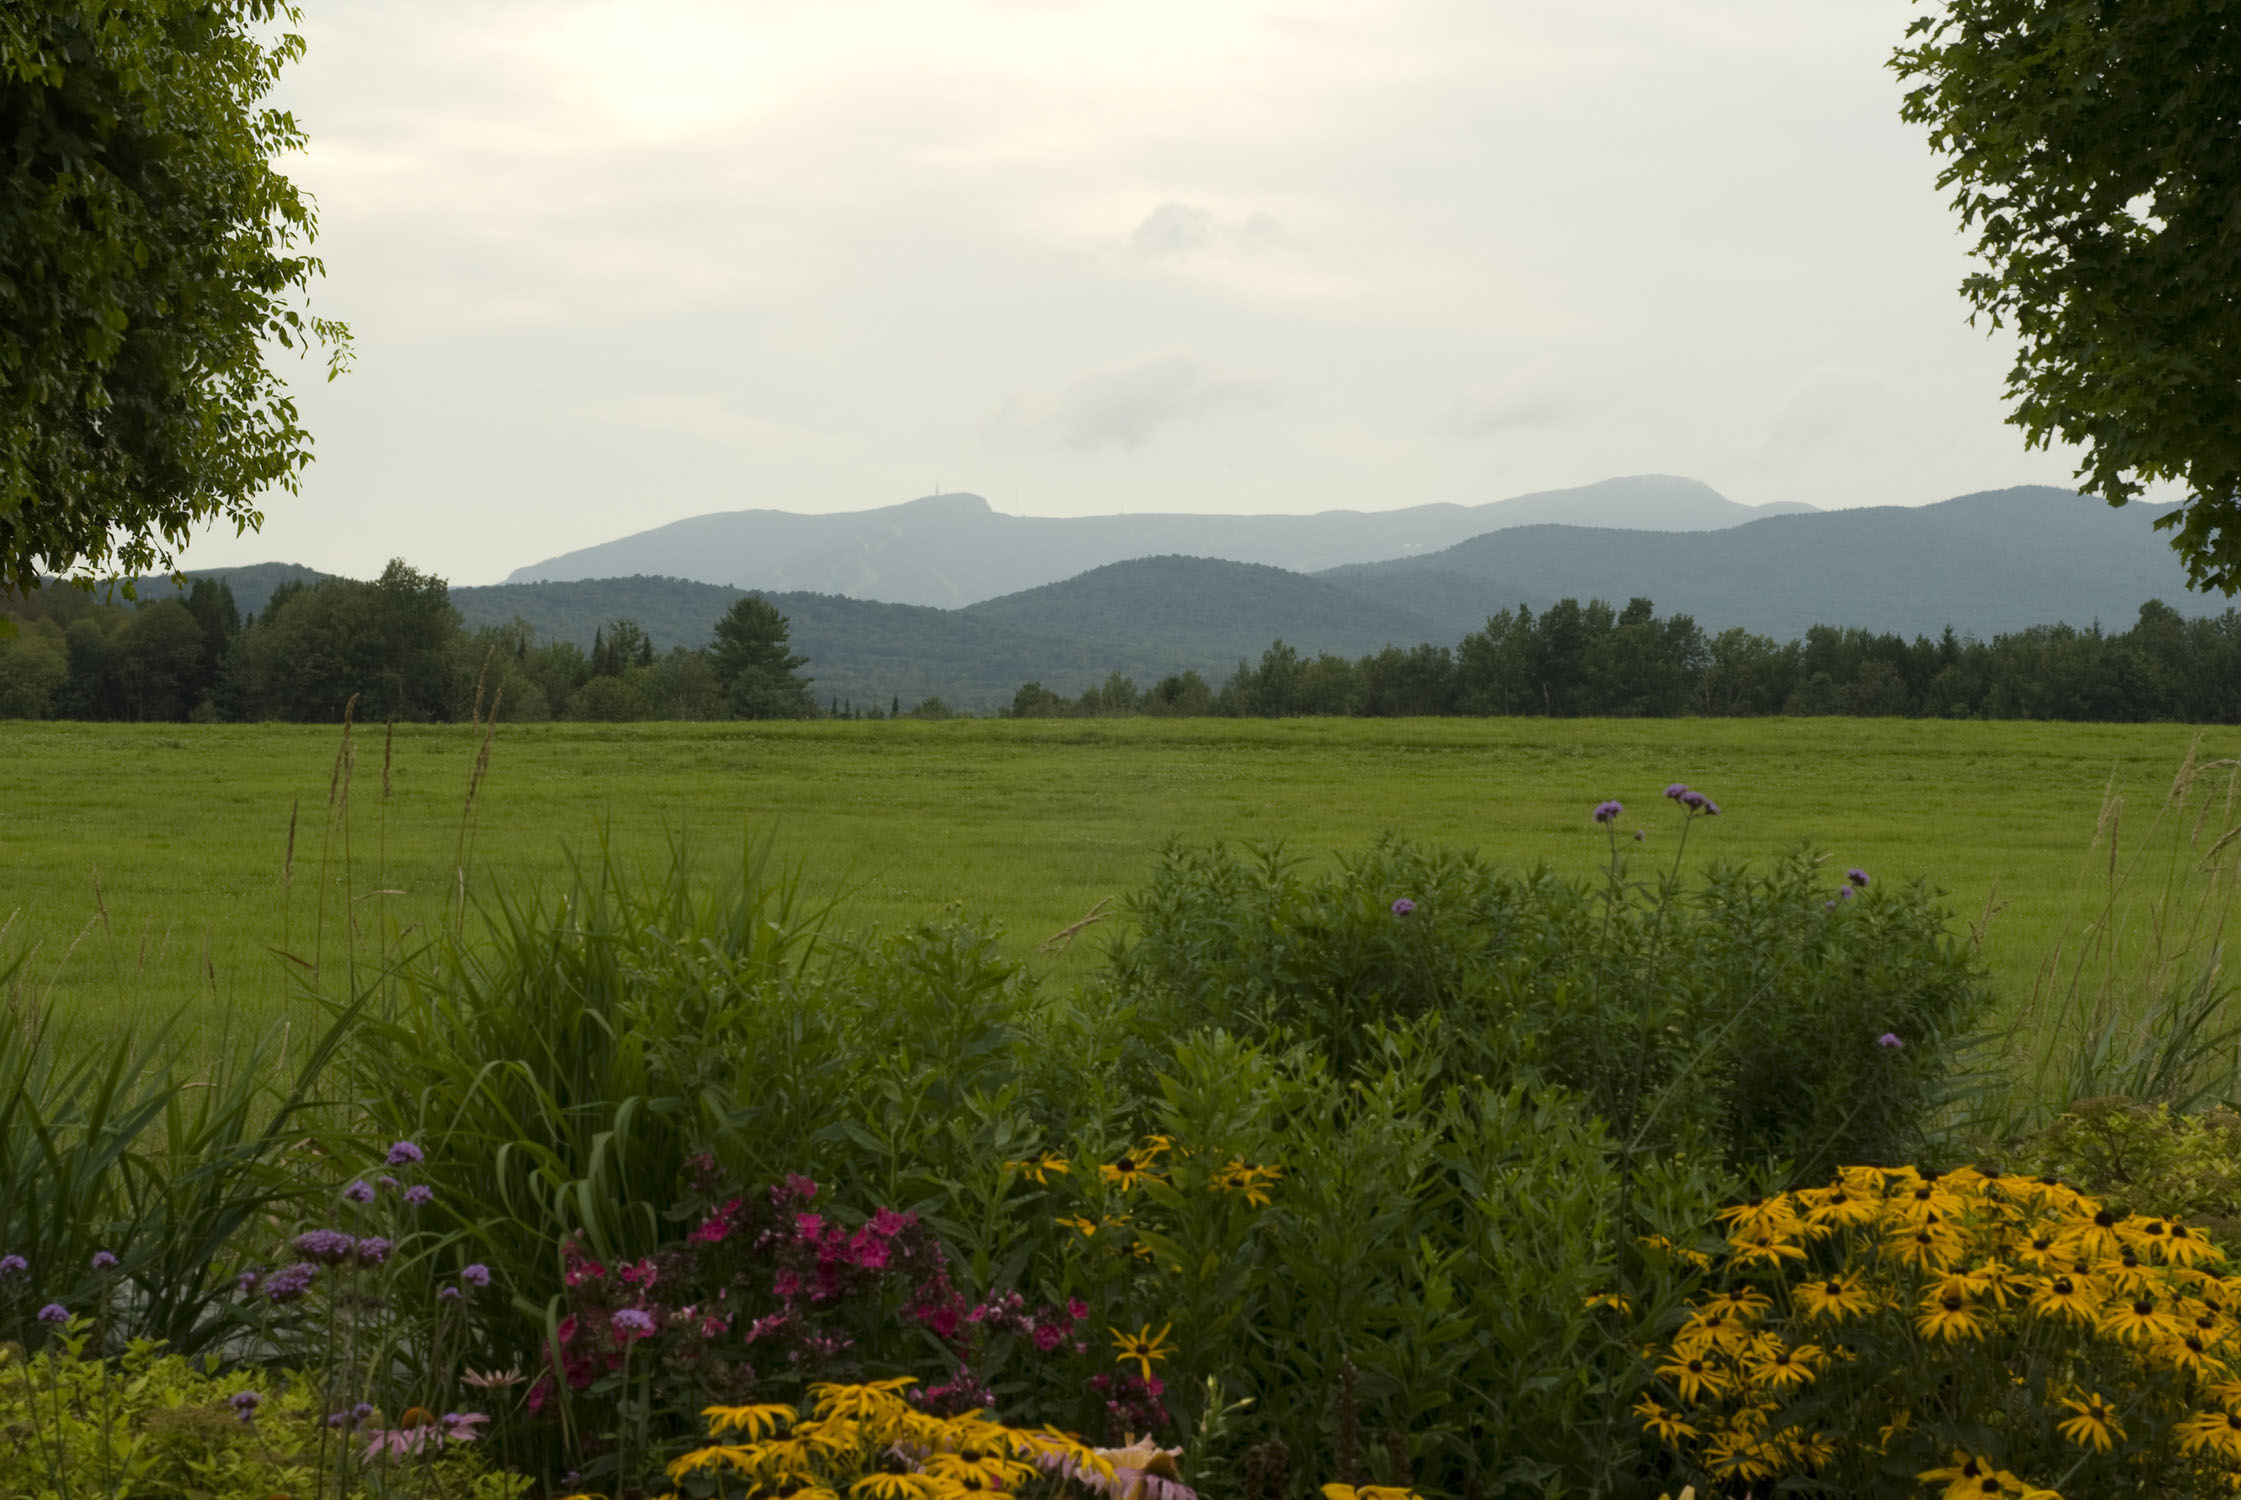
[1895,2,2241,588]
[0,1,347,591]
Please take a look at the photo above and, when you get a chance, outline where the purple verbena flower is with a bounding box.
[355,1236,393,1267]
[1390,897,1416,917]
[230,1391,261,1421]
[262,1262,319,1304]
[386,1141,424,1167]
[1847,867,1870,887]
[376,1175,399,1192]
[0,1254,26,1278]
[1664,783,1690,800]
[293,1229,357,1266]
[89,1250,117,1271]
[609,1307,656,1339]
[403,1184,434,1208]
[36,1303,67,1324]
[1837,885,1855,901]
[1592,800,1624,824]
[236,1269,262,1295]
[1878,1032,1904,1050]
[344,1180,376,1205]
[438,1285,462,1303]
[460,1263,491,1288]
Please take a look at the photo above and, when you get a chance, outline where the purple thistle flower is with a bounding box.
[460,1263,491,1288]
[386,1141,424,1167]
[0,1254,26,1278]
[292,1229,357,1266]
[89,1250,117,1271]
[1592,800,1624,824]
[1390,897,1416,917]
[1878,1032,1904,1050]
[355,1237,393,1267]
[36,1303,67,1324]
[230,1391,262,1421]
[344,1179,376,1205]
[1664,783,1690,800]
[610,1307,656,1339]
[1847,867,1870,887]
[263,1263,319,1304]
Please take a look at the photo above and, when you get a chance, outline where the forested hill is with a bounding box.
[1326,486,2197,639]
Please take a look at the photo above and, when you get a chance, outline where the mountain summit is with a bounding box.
[503,475,1814,607]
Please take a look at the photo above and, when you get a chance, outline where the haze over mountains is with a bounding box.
[156,481,2218,714]
[505,475,1816,607]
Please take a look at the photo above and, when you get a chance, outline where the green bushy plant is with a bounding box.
[1994,1096,2241,1241]
[1109,798,1989,1177]
[0,1327,528,1499]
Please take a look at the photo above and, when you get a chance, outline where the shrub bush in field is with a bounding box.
[1110,805,1988,1176]
[1997,1097,2241,1241]
[1642,1165,2241,1497]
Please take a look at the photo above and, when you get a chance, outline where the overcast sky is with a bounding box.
[178,0,2133,585]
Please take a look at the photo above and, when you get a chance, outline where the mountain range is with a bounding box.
[152,482,2221,714]
[504,475,1815,607]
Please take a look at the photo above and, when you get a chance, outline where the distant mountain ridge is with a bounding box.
[442,486,2222,712]
[504,475,1815,607]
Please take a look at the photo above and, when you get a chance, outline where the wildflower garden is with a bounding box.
[7,739,2241,1500]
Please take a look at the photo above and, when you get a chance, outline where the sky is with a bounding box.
[178,0,2140,586]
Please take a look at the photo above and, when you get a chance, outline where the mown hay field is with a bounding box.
[0,716,2225,1044]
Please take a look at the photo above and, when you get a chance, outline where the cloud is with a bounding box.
[1129,203,1215,256]
[1434,369,1573,437]
[989,354,1278,450]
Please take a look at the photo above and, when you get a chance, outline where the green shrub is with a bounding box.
[0,1325,527,1499]
[1994,1096,2241,1241]
[1109,815,1989,1177]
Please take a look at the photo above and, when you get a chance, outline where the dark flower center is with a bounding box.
[2096,1210,2117,1228]
[1824,1281,1845,1296]
[1941,1292,1964,1311]
[2052,1277,2074,1295]
[1115,1158,1136,1173]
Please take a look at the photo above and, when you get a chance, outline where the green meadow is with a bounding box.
[0,715,2228,1039]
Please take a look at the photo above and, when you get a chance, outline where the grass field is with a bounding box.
[1,716,2230,1046]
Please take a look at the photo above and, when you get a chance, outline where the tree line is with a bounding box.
[3,567,2236,724]
[1012,596,2241,723]
[0,562,818,723]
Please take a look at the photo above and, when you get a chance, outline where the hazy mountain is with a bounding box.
[1324,486,2209,640]
[502,475,1815,607]
[452,557,1451,712]
[112,562,331,620]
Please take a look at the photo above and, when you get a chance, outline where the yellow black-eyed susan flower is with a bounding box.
[2026,1271,2100,1326]
[1632,1395,1698,1445]
[1913,1283,1985,1343]
[1744,1340,1821,1391]
[2055,1392,2123,1453]
[1110,1321,1174,1380]
[1654,1351,1727,1404]
[1791,1272,1877,1322]
[2176,1407,2241,1462]
[2101,1294,2182,1345]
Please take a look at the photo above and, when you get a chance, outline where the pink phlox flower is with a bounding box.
[1068,1297,1089,1321]
[619,1258,659,1288]
[554,1314,579,1346]
[772,1268,804,1301]
[849,1228,891,1271]
[745,1311,790,1343]
[868,1206,913,1237]
[794,1212,825,1241]
[526,1375,554,1415]
[700,1312,730,1338]
[1033,1322,1066,1352]
[771,1173,818,1207]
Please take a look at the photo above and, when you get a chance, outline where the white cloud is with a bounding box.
[989,354,1278,450]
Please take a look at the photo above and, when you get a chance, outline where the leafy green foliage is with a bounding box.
[0,1330,527,1499]
[1110,827,1990,1176]
[0,0,348,592]
[1894,3,2241,590]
